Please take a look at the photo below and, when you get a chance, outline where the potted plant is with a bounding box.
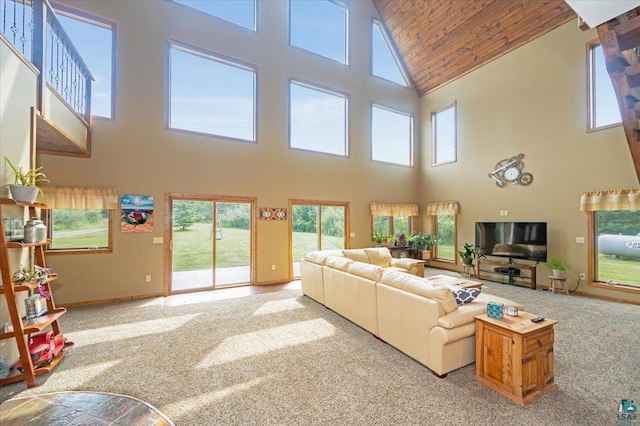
[12,265,56,300]
[4,157,49,204]
[409,232,438,260]
[372,232,384,247]
[548,256,567,278]
[458,242,478,265]
[395,232,408,247]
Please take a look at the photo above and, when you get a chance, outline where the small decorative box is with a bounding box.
[487,301,504,319]
[503,305,519,317]
[24,295,47,320]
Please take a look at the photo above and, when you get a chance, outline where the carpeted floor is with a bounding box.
[0,277,638,425]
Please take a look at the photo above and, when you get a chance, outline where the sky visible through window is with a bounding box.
[290,0,347,64]
[175,0,256,31]
[593,45,622,128]
[372,105,412,165]
[372,20,407,86]
[170,47,256,141]
[433,106,456,165]
[56,13,112,119]
[290,82,347,156]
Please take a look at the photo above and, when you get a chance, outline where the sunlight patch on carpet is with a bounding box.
[252,298,305,316]
[52,360,122,386]
[197,318,335,367]
[69,314,200,346]
[163,375,272,417]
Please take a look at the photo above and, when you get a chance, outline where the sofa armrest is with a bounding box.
[437,302,488,329]
[391,258,422,270]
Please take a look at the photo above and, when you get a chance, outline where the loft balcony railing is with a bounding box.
[1,0,93,124]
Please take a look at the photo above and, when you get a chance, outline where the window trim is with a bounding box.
[52,2,117,122]
[586,38,622,133]
[586,211,640,295]
[166,39,258,144]
[288,0,350,66]
[44,209,114,255]
[431,101,457,166]
[288,78,349,157]
[370,18,412,88]
[371,102,414,167]
[171,0,259,33]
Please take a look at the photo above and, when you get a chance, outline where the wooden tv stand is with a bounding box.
[477,259,537,289]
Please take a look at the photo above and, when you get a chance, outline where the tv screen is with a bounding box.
[475,222,547,262]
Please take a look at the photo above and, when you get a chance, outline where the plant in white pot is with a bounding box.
[3,157,48,204]
[548,256,567,278]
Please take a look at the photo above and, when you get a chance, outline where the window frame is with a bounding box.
[171,0,258,33]
[586,211,640,295]
[431,101,457,166]
[288,0,349,66]
[370,18,411,88]
[371,102,414,167]
[586,39,622,133]
[430,214,457,263]
[52,2,117,122]
[288,79,349,157]
[44,209,114,255]
[166,39,258,143]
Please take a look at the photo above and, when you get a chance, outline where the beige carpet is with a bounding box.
[0,279,638,425]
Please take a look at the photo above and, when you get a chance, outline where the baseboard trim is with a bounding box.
[63,292,164,308]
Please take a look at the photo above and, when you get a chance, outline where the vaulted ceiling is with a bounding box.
[373,0,578,96]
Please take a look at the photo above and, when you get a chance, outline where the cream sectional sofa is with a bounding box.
[300,248,523,377]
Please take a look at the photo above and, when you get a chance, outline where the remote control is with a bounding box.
[531,316,544,323]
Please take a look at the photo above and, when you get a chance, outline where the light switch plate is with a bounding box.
[153,237,163,244]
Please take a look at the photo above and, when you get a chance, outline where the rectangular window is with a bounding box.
[48,209,112,253]
[55,8,115,120]
[371,19,408,86]
[289,80,348,156]
[372,104,412,166]
[432,102,457,166]
[587,40,622,131]
[372,216,411,238]
[289,0,348,64]
[174,0,256,31]
[168,42,256,142]
[593,210,640,289]
[433,214,455,261]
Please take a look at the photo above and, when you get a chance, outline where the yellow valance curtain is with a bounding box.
[41,186,119,210]
[579,188,640,212]
[370,202,419,217]
[426,201,460,216]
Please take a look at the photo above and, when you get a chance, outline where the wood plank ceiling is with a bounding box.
[373,0,577,96]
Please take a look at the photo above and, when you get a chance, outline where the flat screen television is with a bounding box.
[475,222,547,262]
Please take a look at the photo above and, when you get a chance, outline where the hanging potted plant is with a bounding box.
[458,242,478,265]
[4,157,49,204]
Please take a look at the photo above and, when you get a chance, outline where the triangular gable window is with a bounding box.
[372,19,409,87]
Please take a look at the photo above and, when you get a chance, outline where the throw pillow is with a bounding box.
[451,288,481,305]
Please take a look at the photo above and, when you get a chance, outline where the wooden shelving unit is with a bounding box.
[0,198,73,388]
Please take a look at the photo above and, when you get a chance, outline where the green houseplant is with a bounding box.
[409,232,438,260]
[4,157,49,203]
[458,242,478,265]
[548,256,567,278]
[372,232,384,247]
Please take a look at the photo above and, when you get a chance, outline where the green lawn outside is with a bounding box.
[597,253,640,287]
[292,232,343,262]
[51,229,108,249]
[435,244,455,261]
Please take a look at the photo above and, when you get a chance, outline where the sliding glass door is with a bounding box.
[291,201,348,278]
[168,195,254,293]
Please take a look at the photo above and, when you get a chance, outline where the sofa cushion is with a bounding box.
[379,269,458,313]
[348,262,384,282]
[451,288,481,305]
[342,249,370,263]
[325,256,353,272]
[364,248,392,267]
[304,250,345,265]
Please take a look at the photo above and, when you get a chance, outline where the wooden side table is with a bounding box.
[475,311,558,405]
[461,263,476,278]
[548,275,569,295]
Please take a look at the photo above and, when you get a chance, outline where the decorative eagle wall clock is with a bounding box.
[488,153,533,187]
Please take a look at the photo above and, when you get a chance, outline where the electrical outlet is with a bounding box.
[579,273,585,280]
[272,264,276,270]
[145,275,151,282]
